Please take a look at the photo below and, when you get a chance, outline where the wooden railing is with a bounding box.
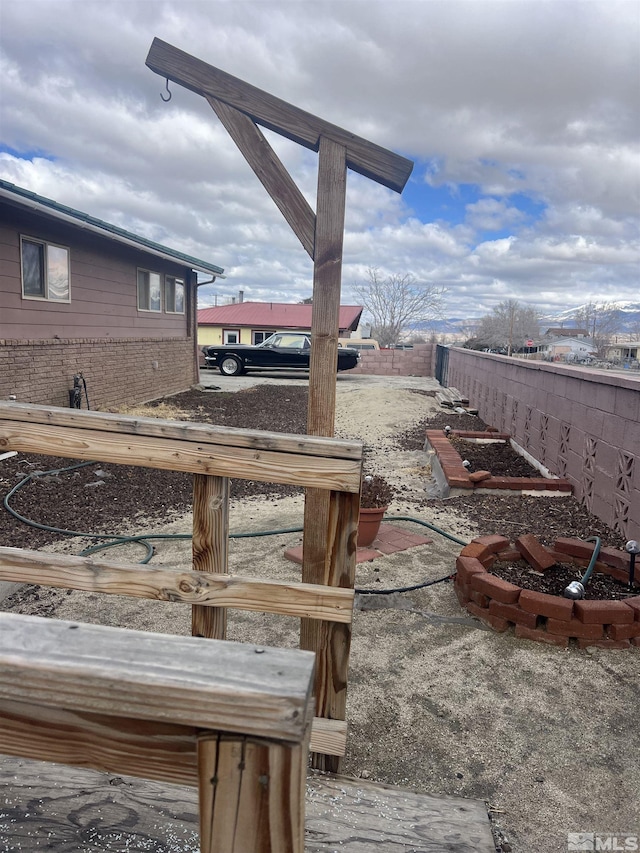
[0,610,315,853]
[0,401,363,764]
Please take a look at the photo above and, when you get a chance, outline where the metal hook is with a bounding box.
[160,78,172,102]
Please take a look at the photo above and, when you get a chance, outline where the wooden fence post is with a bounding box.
[192,474,230,639]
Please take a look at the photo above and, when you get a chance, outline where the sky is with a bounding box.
[1,0,639,323]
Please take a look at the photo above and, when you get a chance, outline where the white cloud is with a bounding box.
[0,0,638,318]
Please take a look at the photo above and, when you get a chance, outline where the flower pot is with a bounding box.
[357,505,387,547]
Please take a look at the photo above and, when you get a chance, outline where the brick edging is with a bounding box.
[454,535,640,649]
[426,430,572,493]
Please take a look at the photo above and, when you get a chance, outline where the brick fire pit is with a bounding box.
[455,535,640,649]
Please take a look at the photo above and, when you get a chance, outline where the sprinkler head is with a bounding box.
[444,425,451,435]
[462,460,471,469]
[563,580,585,600]
[625,540,640,555]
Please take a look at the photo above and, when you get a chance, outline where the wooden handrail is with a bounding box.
[0,612,314,852]
[0,402,362,491]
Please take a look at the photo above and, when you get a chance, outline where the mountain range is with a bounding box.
[424,302,640,338]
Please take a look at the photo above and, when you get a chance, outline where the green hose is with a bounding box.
[3,462,469,596]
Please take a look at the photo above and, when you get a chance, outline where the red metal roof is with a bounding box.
[198,302,362,332]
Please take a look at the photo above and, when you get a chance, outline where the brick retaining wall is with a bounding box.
[446,349,640,540]
[349,344,435,377]
[0,338,198,410]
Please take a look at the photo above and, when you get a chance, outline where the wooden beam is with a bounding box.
[302,490,359,773]
[306,135,347,438]
[0,697,199,786]
[0,612,315,742]
[309,716,347,757]
[0,401,363,462]
[198,733,308,853]
[0,418,362,492]
[0,547,355,623]
[206,95,316,258]
[146,38,413,193]
[192,474,229,639]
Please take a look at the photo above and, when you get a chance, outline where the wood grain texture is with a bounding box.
[0,417,362,492]
[302,490,359,773]
[192,474,229,639]
[198,734,308,853]
[0,760,496,852]
[146,38,413,193]
[206,96,316,258]
[302,136,351,670]
[0,697,199,786]
[0,612,315,741]
[0,401,363,461]
[0,547,354,623]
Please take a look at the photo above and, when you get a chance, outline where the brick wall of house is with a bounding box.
[446,348,640,540]
[0,337,198,410]
[349,344,436,376]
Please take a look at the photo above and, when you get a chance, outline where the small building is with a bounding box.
[542,327,589,338]
[0,180,224,409]
[605,341,640,364]
[537,336,597,362]
[197,301,362,347]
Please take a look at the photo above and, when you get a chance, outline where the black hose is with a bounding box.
[355,573,455,595]
[3,464,468,596]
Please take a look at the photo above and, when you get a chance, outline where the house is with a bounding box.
[197,301,363,347]
[605,341,640,365]
[537,336,597,362]
[0,180,224,409]
[542,327,589,338]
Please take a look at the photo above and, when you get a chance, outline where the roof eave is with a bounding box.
[0,183,224,277]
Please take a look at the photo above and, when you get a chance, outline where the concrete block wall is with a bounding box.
[0,337,198,411]
[349,343,435,377]
[446,348,640,541]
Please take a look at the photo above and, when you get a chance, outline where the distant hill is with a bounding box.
[420,302,640,337]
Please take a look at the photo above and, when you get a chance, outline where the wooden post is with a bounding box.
[300,136,351,772]
[197,733,309,853]
[192,473,229,638]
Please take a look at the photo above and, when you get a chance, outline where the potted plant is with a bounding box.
[358,474,395,547]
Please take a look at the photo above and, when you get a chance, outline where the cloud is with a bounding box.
[0,0,638,319]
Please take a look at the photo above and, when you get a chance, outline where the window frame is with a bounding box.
[252,330,271,345]
[137,268,162,313]
[20,235,71,303]
[164,275,185,314]
[223,328,241,344]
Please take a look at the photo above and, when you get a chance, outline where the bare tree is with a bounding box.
[352,268,445,348]
[473,299,540,355]
[574,302,621,355]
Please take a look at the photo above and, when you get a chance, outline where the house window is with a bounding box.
[137,269,161,312]
[223,329,240,344]
[165,276,185,313]
[21,237,70,301]
[252,330,271,344]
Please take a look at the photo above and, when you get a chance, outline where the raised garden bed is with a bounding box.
[425,429,572,496]
[455,534,640,649]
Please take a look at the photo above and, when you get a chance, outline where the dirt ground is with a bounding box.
[1,371,638,852]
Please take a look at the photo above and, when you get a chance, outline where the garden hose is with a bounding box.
[3,461,468,593]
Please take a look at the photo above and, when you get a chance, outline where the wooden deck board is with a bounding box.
[0,758,495,852]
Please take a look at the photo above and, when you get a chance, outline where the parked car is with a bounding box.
[338,338,379,351]
[201,332,360,376]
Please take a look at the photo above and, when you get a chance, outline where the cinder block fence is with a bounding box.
[445,348,640,541]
